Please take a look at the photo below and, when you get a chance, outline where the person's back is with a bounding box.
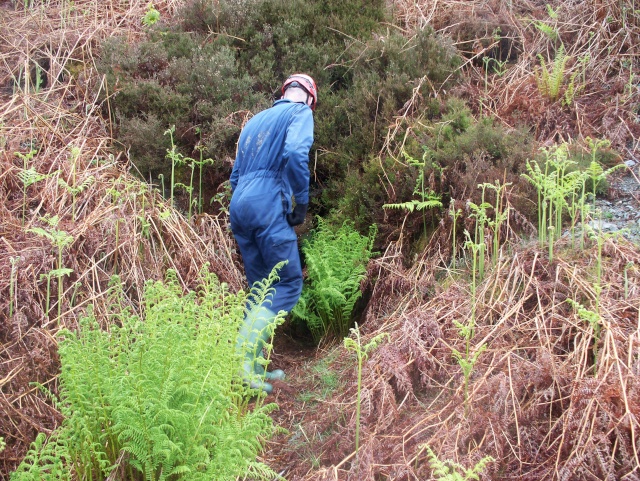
[230,98,313,239]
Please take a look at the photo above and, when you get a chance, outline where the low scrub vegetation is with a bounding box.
[0,0,638,480]
[97,0,460,217]
[11,271,280,481]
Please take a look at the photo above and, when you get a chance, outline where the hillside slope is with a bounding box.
[1,0,639,480]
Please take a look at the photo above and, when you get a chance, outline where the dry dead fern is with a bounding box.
[291,235,640,480]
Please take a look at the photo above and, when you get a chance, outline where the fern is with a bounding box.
[17,167,50,187]
[562,70,579,106]
[534,21,558,41]
[246,461,287,480]
[292,218,377,342]
[423,445,494,481]
[536,44,568,102]
[383,150,443,236]
[12,268,281,481]
[584,137,625,213]
[10,433,71,481]
[15,149,44,224]
[382,198,443,213]
[57,175,95,196]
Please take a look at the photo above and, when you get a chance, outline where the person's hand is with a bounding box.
[286,203,308,226]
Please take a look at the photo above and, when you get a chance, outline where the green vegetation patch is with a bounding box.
[292,218,377,342]
[331,98,536,241]
[11,270,280,481]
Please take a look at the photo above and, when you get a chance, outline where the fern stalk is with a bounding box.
[344,325,388,457]
[9,257,19,319]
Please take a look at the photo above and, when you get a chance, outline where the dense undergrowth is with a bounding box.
[289,232,640,480]
[1,0,639,480]
[97,0,461,229]
[12,271,281,481]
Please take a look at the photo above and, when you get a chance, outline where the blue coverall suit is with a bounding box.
[229,98,314,314]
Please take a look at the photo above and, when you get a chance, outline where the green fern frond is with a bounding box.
[534,21,558,41]
[536,44,568,102]
[17,168,50,187]
[17,267,279,481]
[58,175,95,195]
[293,218,376,341]
[416,199,444,211]
[383,201,419,212]
[423,445,494,481]
[562,71,580,106]
[9,433,71,481]
[246,461,284,480]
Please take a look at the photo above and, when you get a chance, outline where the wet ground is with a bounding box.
[591,161,640,244]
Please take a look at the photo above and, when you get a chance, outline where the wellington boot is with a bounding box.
[248,379,274,394]
[265,369,285,381]
[255,364,285,381]
[241,359,273,394]
[236,306,284,393]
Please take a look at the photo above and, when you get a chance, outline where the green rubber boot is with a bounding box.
[235,306,285,394]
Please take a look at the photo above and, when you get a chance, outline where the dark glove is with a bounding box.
[286,203,308,226]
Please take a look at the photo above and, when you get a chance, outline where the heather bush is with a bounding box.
[314,28,460,193]
[97,0,461,219]
[327,154,412,234]
[330,98,537,245]
[98,31,262,185]
[406,99,534,224]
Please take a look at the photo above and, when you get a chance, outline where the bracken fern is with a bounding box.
[293,218,377,342]
[9,433,70,481]
[11,268,280,481]
[536,44,568,102]
[422,445,494,481]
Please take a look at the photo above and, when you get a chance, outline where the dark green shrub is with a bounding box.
[118,80,190,124]
[326,154,417,242]
[313,27,461,181]
[97,0,461,219]
[411,98,536,214]
[98,29,262,185]
[329,97,538,252]
[118,113,172,177]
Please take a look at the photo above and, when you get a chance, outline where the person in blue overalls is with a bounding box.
[230,73,317,393]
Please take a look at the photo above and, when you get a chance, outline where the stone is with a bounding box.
[587,220,619,232]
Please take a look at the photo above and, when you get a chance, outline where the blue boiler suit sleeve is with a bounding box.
[283,108,314,205]
[230,159,239,192]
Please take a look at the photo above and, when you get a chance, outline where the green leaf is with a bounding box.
[49,268,74,277]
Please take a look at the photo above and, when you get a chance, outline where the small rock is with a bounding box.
[587,220,619,232]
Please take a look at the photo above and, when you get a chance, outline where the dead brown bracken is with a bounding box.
[1,0,639,480]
